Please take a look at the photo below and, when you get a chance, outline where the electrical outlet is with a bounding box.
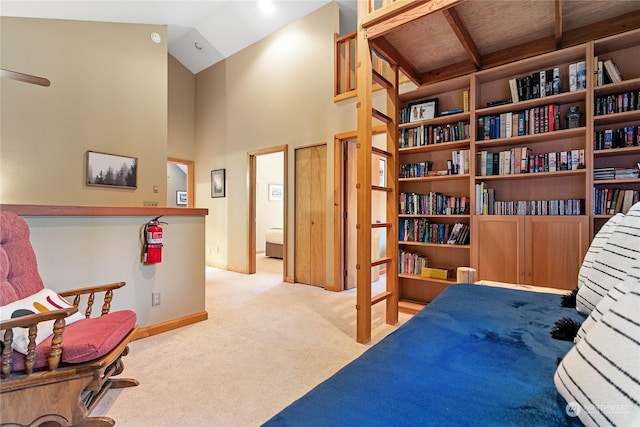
[152,292,161,306]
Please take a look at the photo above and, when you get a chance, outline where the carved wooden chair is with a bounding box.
[0,210,138,427]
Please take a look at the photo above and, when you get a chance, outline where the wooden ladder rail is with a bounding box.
[355,1,399,344]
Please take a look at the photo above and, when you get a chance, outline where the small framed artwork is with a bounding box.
[86,151,137,189]
[176,191,187,205]
[408,98,438,122]
[211,169,226,198]
[268,184,283,201]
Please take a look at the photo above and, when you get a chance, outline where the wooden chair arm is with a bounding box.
[58,281,126,297]
[58,281,126,318]
[1,307,77,376]
[0,307,77,330]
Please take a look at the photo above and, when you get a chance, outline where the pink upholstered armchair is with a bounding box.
[0,210,138,427]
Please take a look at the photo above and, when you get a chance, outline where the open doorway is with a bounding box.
[167,158,194,207]
[334,129,387,291]
[248,145,287,279]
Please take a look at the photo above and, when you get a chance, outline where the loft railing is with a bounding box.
[334,31,404,101]
[333,0,405,101]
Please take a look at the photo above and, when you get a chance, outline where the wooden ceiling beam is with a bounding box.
[420,60,477,86]
[555,0,563,49]
[364,0,467,40]
[560,10,640,48]
[370,37,422,86]
[442,7,481,69]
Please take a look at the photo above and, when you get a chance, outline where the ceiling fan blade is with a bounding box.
[1,69,50,87]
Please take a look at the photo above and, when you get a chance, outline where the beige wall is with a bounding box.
[1,4,374,290]
[1,18,205,328]
[195,3,359,282]
[1,17,168,206]
[168,55,196,161]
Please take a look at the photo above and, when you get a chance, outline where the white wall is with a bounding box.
[24,214,206,327]
[256,152,284,251]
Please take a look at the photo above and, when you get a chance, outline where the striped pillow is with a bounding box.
[574,266,640,342]
[577,213,624,289]
[575,203,640,315]
[554,289,640,426]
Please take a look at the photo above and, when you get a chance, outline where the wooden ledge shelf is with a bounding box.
[0,204,208,217]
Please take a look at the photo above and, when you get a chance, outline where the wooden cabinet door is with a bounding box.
[524,216,589,289]
[295,145,326,287]
[474,216,524,284]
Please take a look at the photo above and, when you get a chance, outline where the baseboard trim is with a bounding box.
[285,276,295,283]
[133,311,208,340]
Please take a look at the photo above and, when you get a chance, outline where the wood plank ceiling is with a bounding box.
[363,0,640,86]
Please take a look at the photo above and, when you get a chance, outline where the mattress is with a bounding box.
[265,228,283,245]
[264,284,584,426]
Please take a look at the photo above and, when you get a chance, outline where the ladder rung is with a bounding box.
[372,222,392,228]
[372,146,392,158]
[371,257,391,267]
[372,185,392,192]
[372,69,392,89]
[372,108,392,124]
[371,291,392,305]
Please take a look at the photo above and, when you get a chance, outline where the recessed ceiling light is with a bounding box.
[259,0,275,15]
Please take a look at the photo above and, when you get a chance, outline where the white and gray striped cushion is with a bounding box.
[577,213,624,289]
[555,289,640,427]
[575,266,640,342]
[576,203,640,315]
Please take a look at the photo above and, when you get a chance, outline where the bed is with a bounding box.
[265,203,640,427]
[265,228,283,259]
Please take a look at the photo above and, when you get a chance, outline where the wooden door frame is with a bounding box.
[247,145,288,280]
[167,157,195,207]
[332,126,387,292]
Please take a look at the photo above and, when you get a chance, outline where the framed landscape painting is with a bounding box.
[86,151,137,189]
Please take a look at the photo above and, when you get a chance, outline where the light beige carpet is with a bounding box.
[91,268,409,426]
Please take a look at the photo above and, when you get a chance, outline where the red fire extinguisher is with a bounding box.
[142,216,165,264]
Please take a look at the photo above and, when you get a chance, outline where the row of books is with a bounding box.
[399,218,470,245]
[477,104,561,140]
[595,58,623,86]
[594,127,640,150]
[474,183,585,215]
[593,188,639,215]
[399,161,432,178]
[399,192,470,215]
[398,250,428,276]
[594,91,640,116]
[491,199,586,216]
[400,150,470,178]
[508,67,561,103]
[568,61,588,92]
[477,148,586,176]
[399,121,470,148]
[593,166,640,180]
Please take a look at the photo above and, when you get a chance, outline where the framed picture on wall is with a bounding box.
[176,191,187,205]
[268,184,283,201]
[211,169,226,198]
[86,151,137,189]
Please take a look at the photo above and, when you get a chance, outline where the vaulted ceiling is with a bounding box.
[1,0,358,74]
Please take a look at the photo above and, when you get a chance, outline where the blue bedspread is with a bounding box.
[264,284,585,426]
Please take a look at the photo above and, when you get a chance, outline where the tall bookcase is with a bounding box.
[397,75,472,313]
[592,29,640,233]
[395,29,640,310]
